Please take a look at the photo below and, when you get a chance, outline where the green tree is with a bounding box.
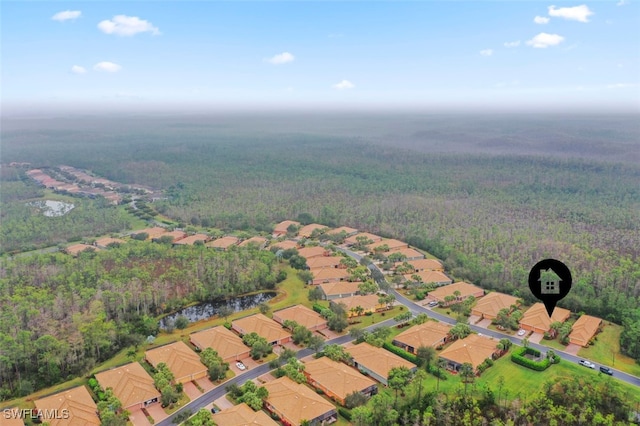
[459,362,475,395]
[416,345,437,371]
[344,391,369,409]
[174,315,189,330]
[388,366,413,408]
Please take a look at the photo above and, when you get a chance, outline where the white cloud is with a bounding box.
[93,61,122,72]
[548,5,594,23]
[526,33,565,48]
[333,80,354,90]
[267,52,295,64]
[504,40,521,48]
[52,10,81,21]
[70,65,86,74]
[98,15,160,36]
[617,0,629,6]
[606,83,637,89]
[480,49,493,56]
[534,16,550,24]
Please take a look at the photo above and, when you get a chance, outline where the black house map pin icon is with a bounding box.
[528,259,572,318]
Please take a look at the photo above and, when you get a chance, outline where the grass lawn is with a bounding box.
[431,306,454,318]
[164,392,190,415]
[347,306,406,329]
[540,337,568,351]
[578,322,640,377]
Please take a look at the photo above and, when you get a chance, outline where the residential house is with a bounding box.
[272,305,328,332]
[94,362,160,410]
[145,341,208,384]
[471,292,521,320]
[367,239,409,254]
[403,270,452,287]
[65,243,100,257]
[306,256,343,270]
[298,223,330,238]
[426,282,484,306]
[439,334,499,373]
[272,220,300,238]
[403,258,444,272]
[392,321,452,353]
[569,315,602,347]
[326,226,358,237]
[310,267,351,285]
[134,227,168,240]
[330,294,385,317]
[263,377,337,426]
[158,230,187,243]
[212,403,279,426]
[190,326,251,362]
[303,357,378,406]
[94,237,125,249]
[386,247,425,261]
[298,246,330,260]
[232,313,292,345]
[318,281,361,300]
[238,236,269,249]
[348,342,417,385]
[205,236,239,249]
[270,240,298,251]
[34,386,100,426]
[519,303,571,334]
[344,232,383,247]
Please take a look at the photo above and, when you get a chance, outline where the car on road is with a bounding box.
[517,329,526,336]
[210,406,220,414]
[599,366,614,375]
[428,301,439,307]
[236,361,246,370]
[579,359,596,369]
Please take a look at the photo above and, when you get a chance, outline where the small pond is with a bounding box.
[159,291,277,329]
[28,200,75,217]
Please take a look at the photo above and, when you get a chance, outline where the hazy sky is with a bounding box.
[2,1,639,113]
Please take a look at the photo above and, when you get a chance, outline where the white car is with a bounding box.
[579,360,596,369]
[236,361,246,370]
[517,329,526,336]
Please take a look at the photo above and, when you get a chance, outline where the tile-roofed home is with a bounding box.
[145,341,208,384]
[318,281,361,300]
[270,240,298,251]
[348,342,417,385]
[367,239,409,253]
[238,236,269,249]
[326,226,358,236]
[471,292,521,320]
[272,305,328,331]
[134,227,168,240]
[404,258,445,272]
[344,232,383,246]
[34,386,100,426]
[386,247,425,261]
[65,244,99,257]
[159,230,187,242]
[174,233,210,246]
[310,267,351,285]
[306,256,343,269]
[330,294,385,317]
[272,220,300,237]
[232,313,292,345]
[212,403,279,426]
[94,362,160,410]
[569,315,602,347]
[392,320,452,353]
[519,303,571,334]
[303,357,378,405]
[190,326,250,362]
[297,246,330,260]
[439,334,499,373]
[298,223,330,238]
[205,236,239,249]
[263,377,337,426]
[427,282,484,306]
[94,237,125,249]
[404,270,452,287]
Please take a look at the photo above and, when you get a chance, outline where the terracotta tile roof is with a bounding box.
[311,267,350,282]
[65,244,100,256]
[330,294,381,312]
[232,314,291,343]
[270,240,298,251]
[273,305,327,330]
[205,236,238,248]
[404,270,452,285]
[472,292,520,318]
[273,220,300,234]
[297,246,329,259]
[212,403,279,426]
[386,247,425,259]
[190,326,249,360]
[34,386,100,426]
[0,417,24,426]
[367,239,409,252]
[344,232,383,246]
[304,357,377,401]
[162,230,187,242]
[427,281,483,300]
[135,227,167,240]
[348,342,416,380]
[94,237,125,247]
[145,341,207,382]
[569,315,602,346]
[520,303,571,332]
[298,223,331,238]
[326,226,358,236]
[319,281,361,297]
[439,334,498,369]
[264,377,335,426]
[238,236,268,247]
[405,258,444,271]
[393,321,452,348]
[306,256,343,269]
[94,362,160,409]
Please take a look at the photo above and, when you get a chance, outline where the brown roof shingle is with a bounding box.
[428,282,483,300]
[569,315,602,346]
[212,403,279,426]
[264,377,336,426]
[520,303,571,332]
[273,305,327,330]
[190,326,250,360]
[318,281,361,297]
[304,357,377,402]
[34,386,100,426]
[232,314,291,343]
[348,342,416,381]
[472,292,520,318]
[393,321,452,349]
[439,334,498,369]
[145,341,207,382]
[94,362,160,409]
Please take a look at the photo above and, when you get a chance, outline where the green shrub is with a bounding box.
[382,342,419,364]
[511,346,551,371]
[338,407,352,421]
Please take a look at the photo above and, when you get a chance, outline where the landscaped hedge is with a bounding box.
[511,347,551,371]
[338,407,352,421]
[382,342,419,364]
[312,303,325,314]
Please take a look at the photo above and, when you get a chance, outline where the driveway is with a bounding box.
[564,343,582,355]
[229,357,258,374]
[213,395,235,411]
[129,406,153,426]
[195,377,216,392]
[467,315,482,325]
[145,403,168,424]
[182,381,201,401]
[527,332,544,344]
[476,318,492,328]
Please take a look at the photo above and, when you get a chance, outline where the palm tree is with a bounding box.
[459,362,475,396]
[435,358,447,392]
